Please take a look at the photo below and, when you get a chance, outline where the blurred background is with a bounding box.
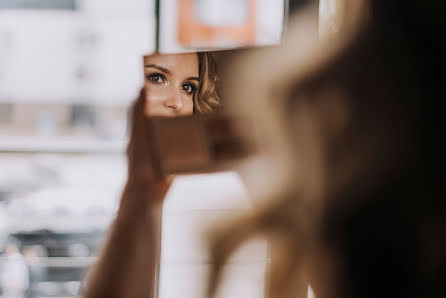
[0,1,314,297]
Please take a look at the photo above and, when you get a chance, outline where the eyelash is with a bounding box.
[146,73,197,95]
[146,73,166,84]
[182,82,196,95]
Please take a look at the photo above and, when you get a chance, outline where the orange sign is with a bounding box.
[178,0,257,47]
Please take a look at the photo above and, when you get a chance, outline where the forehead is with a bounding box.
[143,53,199,76]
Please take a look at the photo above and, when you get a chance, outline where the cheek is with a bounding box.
[181,95,194,115]
[144,84,169,102]
[144,83,169,116]
[144,98,155,116]
[144,85,168,116]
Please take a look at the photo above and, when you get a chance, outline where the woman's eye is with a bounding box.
[146,73,165,83]
[182,83,196,95]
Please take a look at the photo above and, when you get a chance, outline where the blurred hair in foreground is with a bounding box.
[206,1,446,298]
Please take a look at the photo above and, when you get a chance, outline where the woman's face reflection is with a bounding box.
[143,53,198,116]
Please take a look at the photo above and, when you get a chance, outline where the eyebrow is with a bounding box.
[187,77,199,82]
[144,64,171,75]
[145,64,200,82]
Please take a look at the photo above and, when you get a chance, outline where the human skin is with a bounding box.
[143,53,199,116]
[83,90,171,298]
[84,53,209,298]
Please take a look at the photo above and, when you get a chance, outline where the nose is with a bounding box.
[164,89,183,112]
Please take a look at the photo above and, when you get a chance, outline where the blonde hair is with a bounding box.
[194,52,222,113]
[206,1,446,298]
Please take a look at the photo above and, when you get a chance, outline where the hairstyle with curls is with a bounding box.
[194,52,222,114]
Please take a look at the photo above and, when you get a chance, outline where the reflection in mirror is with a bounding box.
[141,50,259,177]
[142,52,222,116]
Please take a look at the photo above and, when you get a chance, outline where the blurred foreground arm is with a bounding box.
[83,90,171,298]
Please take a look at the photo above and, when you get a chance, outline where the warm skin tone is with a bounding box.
[83,90,170,298]
[83,53,199,298]
[143,53,198,116]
